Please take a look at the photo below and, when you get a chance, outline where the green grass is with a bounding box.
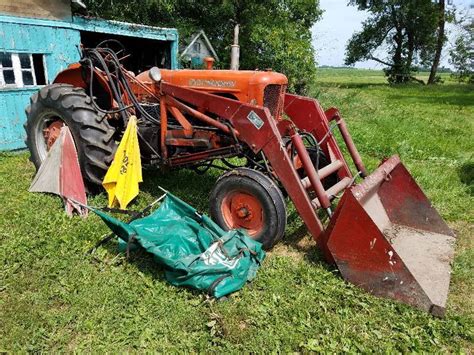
[1,68,473,352]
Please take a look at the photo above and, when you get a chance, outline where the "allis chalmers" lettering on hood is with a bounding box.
[188,79,236,88]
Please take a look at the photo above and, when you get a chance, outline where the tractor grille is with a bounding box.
[263,84,286,118]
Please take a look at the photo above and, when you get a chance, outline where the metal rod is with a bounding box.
[168,105,194,137]
[166,95,239,136]
[300,159,344,189]
[335,116,368,178]
[160,95,168,159]
[291,133,331,210]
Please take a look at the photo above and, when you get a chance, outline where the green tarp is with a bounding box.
[91,193,265,298]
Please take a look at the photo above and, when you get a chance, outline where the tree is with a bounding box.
[83,0,322,94]
[449,22,474,83]
[428,0,446,84]
[345,0,440,84]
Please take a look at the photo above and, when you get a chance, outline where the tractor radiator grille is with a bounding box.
[263,84,286,118]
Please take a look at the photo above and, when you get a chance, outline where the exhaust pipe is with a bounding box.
[230,24,240,70]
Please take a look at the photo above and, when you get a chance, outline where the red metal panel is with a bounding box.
[160,95,168,159]
[262,137,325,239]
[168,105,193,138]
[321,156,455,317]
[378,159,455,237]
[59,128,87,217]
[284,94,352,179]
[162,82,273,152]
[324,191,435,314]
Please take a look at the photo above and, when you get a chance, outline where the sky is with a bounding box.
[311,0,474,69]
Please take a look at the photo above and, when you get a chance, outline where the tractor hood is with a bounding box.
[158,69,288,88]
[136,69,288,106]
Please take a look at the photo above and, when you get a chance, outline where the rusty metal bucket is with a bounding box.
[321,155,456,317]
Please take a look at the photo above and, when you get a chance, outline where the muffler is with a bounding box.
[320,155,456,317]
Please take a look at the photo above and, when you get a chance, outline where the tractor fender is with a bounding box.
[53,63,113,109]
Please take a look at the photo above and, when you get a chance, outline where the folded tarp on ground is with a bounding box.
[91,193,265,298]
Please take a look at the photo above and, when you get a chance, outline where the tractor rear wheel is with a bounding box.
[209,168,287,250]
[25,84,117,192]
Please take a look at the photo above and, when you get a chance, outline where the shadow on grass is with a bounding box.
[459,162,474,196]
[388,93,474,107]
[316,82,388,89]
[140,166,219,210]
[85,166,223,295]
[91,234,206,297]
[278,210,337,272]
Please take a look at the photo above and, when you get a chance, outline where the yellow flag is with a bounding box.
[102,116,142,209]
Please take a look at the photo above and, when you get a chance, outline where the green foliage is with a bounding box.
[82,0,321,93]
[450,22,474,83]
[345,0,442,84]
[1,69,473,351]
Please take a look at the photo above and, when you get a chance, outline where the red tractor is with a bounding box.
[25,46,455,316]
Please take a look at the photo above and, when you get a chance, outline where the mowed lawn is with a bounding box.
[0,68,472,352]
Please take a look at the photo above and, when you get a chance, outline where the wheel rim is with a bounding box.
[33,110,64,161]
[221,191,264,237]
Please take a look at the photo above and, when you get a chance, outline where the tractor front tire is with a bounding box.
[209,168,287,250]
[25,84,117,192]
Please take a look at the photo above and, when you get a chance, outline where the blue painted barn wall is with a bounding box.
[0,14,178,151]
[0,88,38,150]
[0,16,81,150]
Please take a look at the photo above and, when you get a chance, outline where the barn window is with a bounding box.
[0,52,47,89]
[193,41,201,52]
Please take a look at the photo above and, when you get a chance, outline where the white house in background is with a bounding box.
[180,30,219,67]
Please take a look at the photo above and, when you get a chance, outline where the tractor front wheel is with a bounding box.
[25,84,117,192]
[209,168,287,250]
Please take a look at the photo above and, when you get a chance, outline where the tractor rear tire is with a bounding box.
[25,84,117,192]
[209,168,287,250]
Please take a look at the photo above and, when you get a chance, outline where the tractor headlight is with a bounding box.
[149,67,162,82]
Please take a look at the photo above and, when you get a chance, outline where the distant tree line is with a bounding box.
[83,0,321,94]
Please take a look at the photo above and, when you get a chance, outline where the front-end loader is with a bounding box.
[24,45,456,316]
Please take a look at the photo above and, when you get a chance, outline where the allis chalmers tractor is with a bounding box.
[25,45,455,316]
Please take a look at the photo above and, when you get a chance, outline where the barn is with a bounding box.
[0,0,178,150]
[180,30,219,68]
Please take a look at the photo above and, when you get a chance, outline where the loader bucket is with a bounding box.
[321,155,456,317]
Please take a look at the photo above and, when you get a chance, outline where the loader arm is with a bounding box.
[160,82,326,239]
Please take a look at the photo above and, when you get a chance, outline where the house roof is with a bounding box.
[180,30,219,61]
